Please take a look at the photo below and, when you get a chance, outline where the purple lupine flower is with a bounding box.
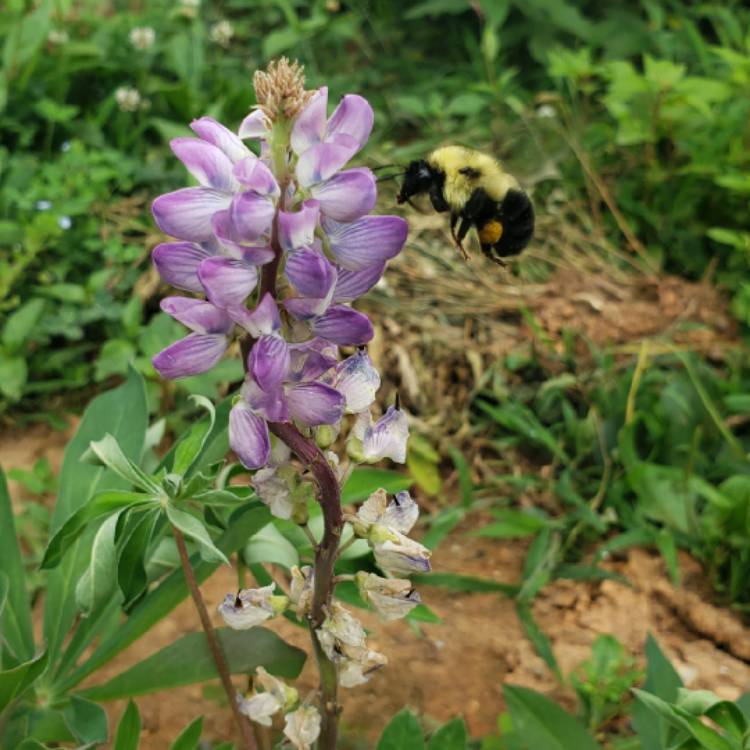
[150,69,408,471]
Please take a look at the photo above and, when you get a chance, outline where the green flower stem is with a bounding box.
[171,525,257,750]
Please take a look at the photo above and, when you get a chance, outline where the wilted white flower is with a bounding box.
[316,603,367,661]
[129,26,155,50]
[47,29,69,45]
[352,488,418,537]
[61,141,71,152]
[356,571,421,621]
[58,216,72,230]
[115,86,142,112]
[218,584,288,630]
[536,104,556,119]
[338,647,387,688]
[283,705,321,750]
[209,19,234,47]
[370,525,432,576]
[350,405,409,463]
[238,666,298,725]
[289,565,314,618]
[251,465,295,519]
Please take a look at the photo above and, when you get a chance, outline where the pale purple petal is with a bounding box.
[234,157,280,198]
[333,263,385,303]
[152,333,228,379]
[230,193,275,241]
[289,339,338,382]
[334,350,380,413]
[322,215,407,271]
[239,109,270,139]
[311,168,376,222]
[152,242,212,292]
[362,406,409,463]
[229,401,271,469]
[296,142,357,188]
[233,292,282,336]
[312,305,373,345]
[284,297,330,320]
[248,335,290,391]
[191,116,250,164]
[198,257,258,307]
[286,382,344,426]
[160,296,232,334]
[278,200,320,253]
[286,247,337,299]
[326,94,374,152]
[242,378,289,422]
[152,188,231,242]
[212,211,275,264]
[170,137,238,191]
[290,86,328,154]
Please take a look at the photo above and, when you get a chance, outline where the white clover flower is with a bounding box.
[58,216,72,230]
[355,571,421,621]
[536,104,556,119]
[370,524,432,576]
[35,200,52,211]
[218,584,288,630]
[129,26,155,50]
[283,706,321,750]
[115,86,142,112]
[47,29,69,45]
[209,20,234,47]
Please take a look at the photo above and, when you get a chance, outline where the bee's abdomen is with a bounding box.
[486,189,534,259]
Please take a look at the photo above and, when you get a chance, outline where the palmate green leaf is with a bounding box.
[59,503,271,692]
[503,685,603,750]
[632,690,734,750]
[169,716,203,750]
[75,512,121,617]
[113,700,141,750]
[41,490,156,570]
[427,718,467,750]
[83,434,160,494]
[377,708,425,750]
[172,395,216,476]
[44,368,148,665]
[118,508,161,610]
[0,467,34,664]
[81,627,305,701]
[341,468,412,504]
[165,504,229,565]
[61,694,108,745]
[0,650,48,713]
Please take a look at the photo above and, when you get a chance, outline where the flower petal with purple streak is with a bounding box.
[152,333,228,379]
[333,263,385,303]
[211,211,275,264]
[322,215,407,271]
[362,406,409,463]
[160,296,232,333]
[290,86,328,154]
[248,335,290,391]
[198,257,258,307]
[311,168,376,222]
[152,188,231,242]
[229,401,271,469]
[170,137,238,191]
[242,378,289,422]
[286,382,344,426]
[233,292,282,336]
[239,109,270,139]
[312,305,374,345]
[334,350,381,413]
[284,297,330,320]
[234,157,280,198]
[152,242,212,292]
[286,247,337,299]
[191,116,250,164]
[326,94,374,152]
[278,200,320,253]
[296,141,358,188]
[289,339,338,382]
[230,192,275,241]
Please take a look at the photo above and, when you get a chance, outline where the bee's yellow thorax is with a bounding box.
[428,145,519,211]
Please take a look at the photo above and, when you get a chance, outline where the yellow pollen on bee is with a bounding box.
[478,220,503,245]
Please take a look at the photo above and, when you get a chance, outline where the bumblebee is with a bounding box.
[396,145,534,263]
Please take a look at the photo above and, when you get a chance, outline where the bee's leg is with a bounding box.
[455,216,472,259]
[450,213,458,243]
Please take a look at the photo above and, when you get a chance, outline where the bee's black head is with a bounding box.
[397,159,435,204]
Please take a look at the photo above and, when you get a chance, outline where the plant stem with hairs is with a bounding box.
[171,525,257,750]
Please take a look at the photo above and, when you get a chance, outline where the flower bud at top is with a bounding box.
[253,57,315,123]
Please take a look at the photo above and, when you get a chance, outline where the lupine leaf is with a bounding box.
[0,650,48,713]
[427,718,468,750]
[113,700,141,750]
[377,708,425,750]
[74,512,122,616]
[62,694,108,745]
[172,395,216,476]
[165,504,229,565]
[83,433,159,493]
[81,628,305,701]
[169,716,203,750]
